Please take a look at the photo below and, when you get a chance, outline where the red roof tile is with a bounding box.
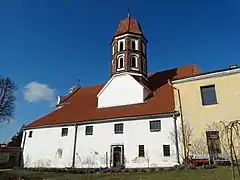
[25,64,202,128]
[114,16,143,37]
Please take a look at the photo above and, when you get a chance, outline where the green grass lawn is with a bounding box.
[5,167,240,180]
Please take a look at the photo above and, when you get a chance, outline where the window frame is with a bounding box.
[131,40,136,50]
[138,145,145,157]
[117,56,124,70]
[61,128,68,137]
[118,40,125,52]
[112,45,114,55]
[149,120,161,132]
[85,126,93,135]
[114,123,124,134]
[130,56,138,69]
[200,85,218,106]
[163,145,171,157]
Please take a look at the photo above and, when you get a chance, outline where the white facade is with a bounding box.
[22,116,180,168]
[97,73,151,108]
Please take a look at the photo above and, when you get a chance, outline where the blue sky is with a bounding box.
[0,0,239,142]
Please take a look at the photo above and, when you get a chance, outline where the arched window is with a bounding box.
[131,56,137,68]
[118,57,124,69]
[119,42,124,51]
[132,41,136,50]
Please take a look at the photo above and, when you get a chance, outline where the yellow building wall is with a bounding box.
[173,72,240,151]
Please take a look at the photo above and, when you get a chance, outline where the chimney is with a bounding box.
[229,64,238,69]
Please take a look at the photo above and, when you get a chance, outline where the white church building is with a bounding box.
[21,15,201,169]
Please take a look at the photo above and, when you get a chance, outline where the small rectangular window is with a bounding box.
[163,145,170,157]
[131,40,136,50]
[138,145,145,157]
[85,126,93,135]
[114,123,123,134]
[150,120,161,132]
[28,131,33,138]
[61,128,68,137]
[200,85,218,106]
[119,41,124,51]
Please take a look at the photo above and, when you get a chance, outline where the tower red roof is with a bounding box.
[114,16,143,37]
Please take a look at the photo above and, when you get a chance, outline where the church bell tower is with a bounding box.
[111,14,148,86]
[97,14,152,108]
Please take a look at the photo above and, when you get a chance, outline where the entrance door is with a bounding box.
[113,146,122,168]
[206,131,221,163]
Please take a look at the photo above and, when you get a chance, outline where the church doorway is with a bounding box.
[111,145,124,168]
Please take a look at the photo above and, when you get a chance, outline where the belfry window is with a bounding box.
[118,57,124,69]
[132,41,136,50]
[131,56,138,68]
[119,42,124,51]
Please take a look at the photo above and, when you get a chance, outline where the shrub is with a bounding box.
[164,167,175,172]
[186,164,197,170]
[204,164,217,169]
[174,164,187,171]
[154,168,162,172]
[102,168,110,173]
[115,168,122,173]
[131,168,138,172]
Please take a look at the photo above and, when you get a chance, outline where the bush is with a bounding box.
[155,167,164,172]
[132,168,138,172]
[174,164,187,171]
[204,164,217,169]
[115,168,122,173]
[102,168,110,173]
[164,167,175,172]
[186,164,197,170]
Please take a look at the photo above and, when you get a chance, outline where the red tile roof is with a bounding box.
[114,16,143,37]
[57,86,80,106]
[25,64,202,128]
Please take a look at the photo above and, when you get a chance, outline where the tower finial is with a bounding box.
[77,79,80,86]
[127,8,131,17]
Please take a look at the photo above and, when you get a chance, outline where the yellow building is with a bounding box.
[171,65,240,159]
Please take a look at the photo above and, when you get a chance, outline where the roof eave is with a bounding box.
[23,111,179,130]
[111,32,148,45]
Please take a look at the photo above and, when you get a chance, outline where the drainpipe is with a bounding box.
[72,124,78,168]
[173,113,180,164]
[168,80,187,164]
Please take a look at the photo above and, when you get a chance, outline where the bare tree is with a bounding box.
[190,138,208,157]
[0,77,17,125]
[170,121,193,164]
[221,120,240,180]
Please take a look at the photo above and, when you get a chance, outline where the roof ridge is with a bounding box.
[127,16,131,32]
